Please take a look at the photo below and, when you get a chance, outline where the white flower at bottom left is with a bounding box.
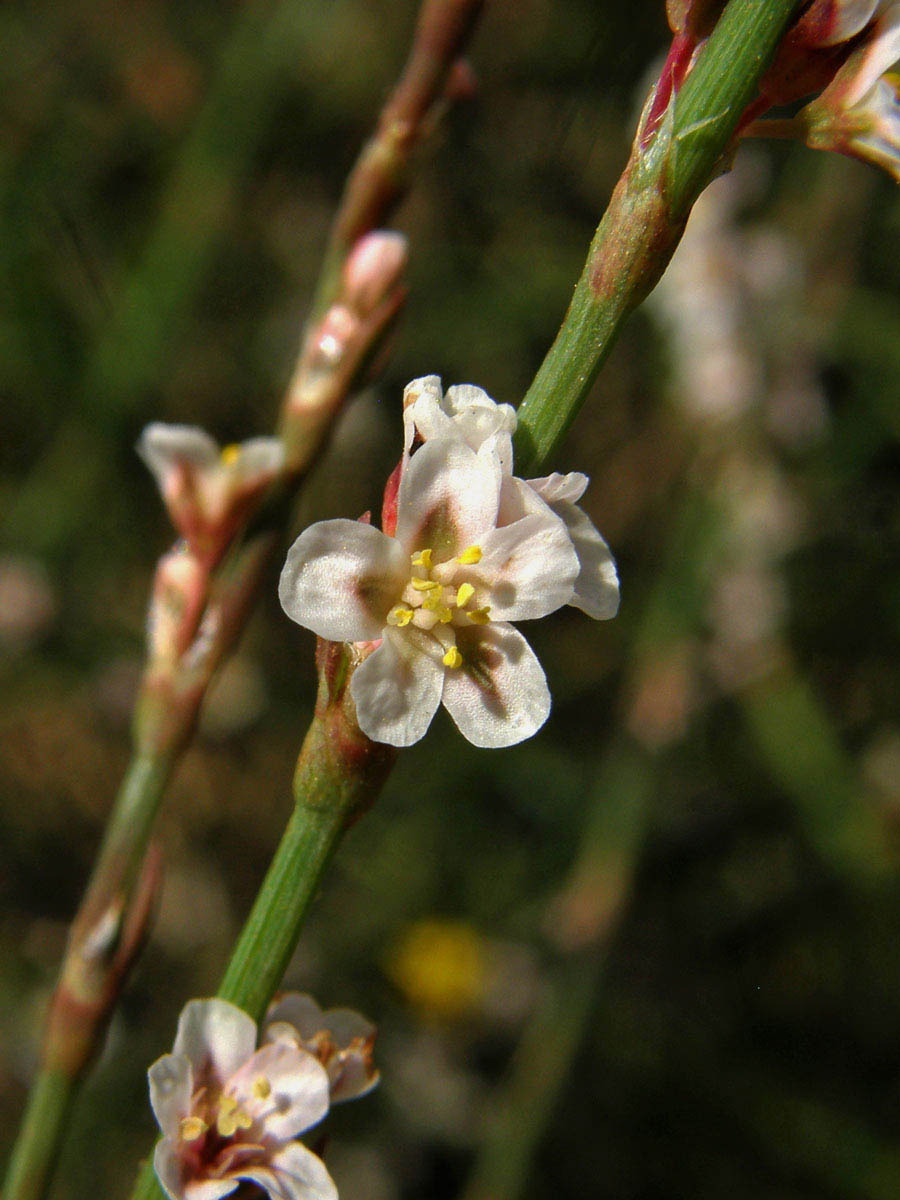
[148,998,337,1200]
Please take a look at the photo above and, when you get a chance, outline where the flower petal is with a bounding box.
[473,513,578,621]
[441,623,551,748]
[554,501,620,620]
[239,1144,338,1200]
[138,424,220,481]
[350,627,444,747]
[183,1180,241,1200]
[172,998,257,1089]
[233,437,286,478]
[395,438,501,561]
[403,376,452,454]
[148,1054,193,1136]
[527,471,588,506]
[226,1041,330,1142]
[279,520,408,643]
[153,1138,188,1200]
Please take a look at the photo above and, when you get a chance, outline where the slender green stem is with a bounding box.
[513,0,799,474]
[2,1071,76,1200]
[130,650,397,1200]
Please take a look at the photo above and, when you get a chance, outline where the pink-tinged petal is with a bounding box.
[798,0,880,46]
[528,472,588,506]
[226,1041,330,1142]
[474,514,578,621]
[279,520,408,643]
[395,439,501,561]
[183,1180,241,1200]
[263,996,378,1104]
[153,1138,188,1200]
[268,1143,339,1200]
[553,502,620,620]
[172,998,257,1089]
[442,623,551,748]
[350,628,444,747]
[265,994,326,1040]
[148,1054,193,1136]
[138,424,220,481]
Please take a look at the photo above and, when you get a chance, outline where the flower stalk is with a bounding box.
[513,0,800,474]
[130,642,396,1200]
[310,0,485,321]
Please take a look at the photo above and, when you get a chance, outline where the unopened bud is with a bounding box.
[342,231,408,317]
[314,303,361,367]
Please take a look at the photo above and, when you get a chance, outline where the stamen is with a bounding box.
[457,545,482,565]
[455,582,475,608]
[217,1093,253,1136]
[467,607,491,625]
[443,646,463,668]
[220,444,241,467]
[253,1076,271,1100]
[411,549,433,569]
[387,605,414,627]
[437,606,453,624]
[411,577,441,592]
[180,1115,207,1142]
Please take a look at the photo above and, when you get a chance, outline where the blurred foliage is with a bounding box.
[2,2,900,1199]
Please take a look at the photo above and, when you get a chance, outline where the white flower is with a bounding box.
[138,424,285,559]
[264,995,379,1104]
[279,435,580,748]
[402,377,619,621]
[148,998,336,1200]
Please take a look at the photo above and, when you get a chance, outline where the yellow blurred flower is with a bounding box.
[386,919,487,1021]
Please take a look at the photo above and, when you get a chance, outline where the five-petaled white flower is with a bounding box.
[148,997,337,1200]
[279,379,619,748]
[139,424,285,561]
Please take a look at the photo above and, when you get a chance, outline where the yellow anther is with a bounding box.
[467,607,491,625]
[457,545,482,565]
[411,577,441,592]
[455,582,475,608]
[253,1075,272,1100]
[442,646,463,669]
[437,606,453,624]
[387,605,414,627]
[411,549,433,569]
[217,1095,253,1136]
[180,1115,207,1142]
[220,443,241,467]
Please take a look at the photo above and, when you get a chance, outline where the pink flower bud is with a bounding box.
[342,231,408,317]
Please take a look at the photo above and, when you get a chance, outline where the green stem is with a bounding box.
[130,651,397,1200]
[513,0,799,474]
[2,753,171,1200]
[2,1071,76,1200]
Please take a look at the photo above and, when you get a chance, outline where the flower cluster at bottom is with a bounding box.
[149,995,377,1200]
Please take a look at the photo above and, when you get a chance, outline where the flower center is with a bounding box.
[384,545,491,668]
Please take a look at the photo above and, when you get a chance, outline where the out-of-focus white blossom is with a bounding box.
[138,425,285,561]
[264,994,378,1104]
